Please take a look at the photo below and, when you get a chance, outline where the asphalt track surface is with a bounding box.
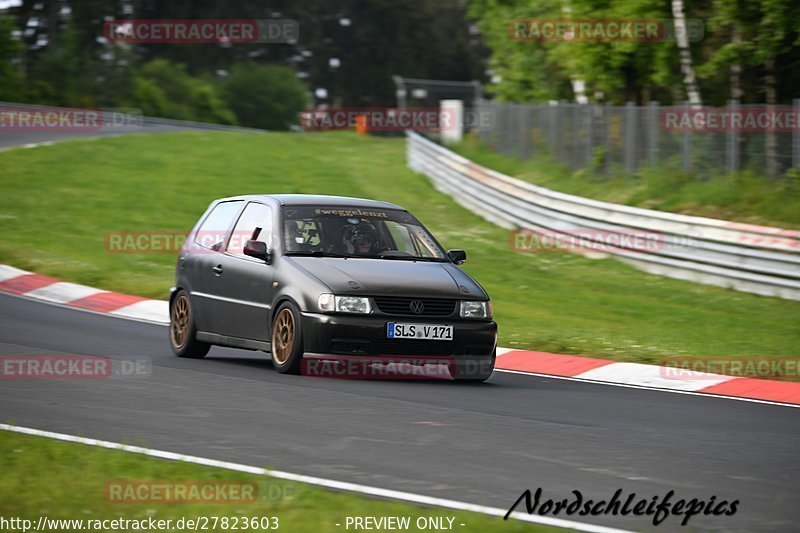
[1,127,798,532]
[1,292,798,532]
[0,123,188,151]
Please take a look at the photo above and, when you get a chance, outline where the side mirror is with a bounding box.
[244,240,271,263]
[447,249,467,265]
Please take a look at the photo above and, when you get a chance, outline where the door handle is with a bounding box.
[212,264,223,275]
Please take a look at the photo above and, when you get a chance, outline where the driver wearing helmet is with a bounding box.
[343,222,381,255]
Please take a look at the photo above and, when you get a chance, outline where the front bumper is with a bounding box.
[302,313,497,357]
[301,312,497,357]
[301,312,496,380]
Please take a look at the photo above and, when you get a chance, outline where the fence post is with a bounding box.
[793,99,800,170]
[518,104,528,159]
[503,103,511,155]
[648,101,659,167]
[624,101,635,173]
[488,102,497,150]
[603,102,611,174]
[554,102,561,161]
[682,101,692,172]
[726,99,739,174]
[586,104,594,170]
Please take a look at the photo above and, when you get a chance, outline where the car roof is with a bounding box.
[216,194,405,210]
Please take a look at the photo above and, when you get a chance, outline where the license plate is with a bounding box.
[387,323,453,341]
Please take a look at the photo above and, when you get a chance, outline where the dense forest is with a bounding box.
[0,0,797,129]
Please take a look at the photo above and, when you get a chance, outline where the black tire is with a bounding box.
[271,301,304,374]
[169,290,211,359]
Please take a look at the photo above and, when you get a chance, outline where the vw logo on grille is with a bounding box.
[409,300,425,314]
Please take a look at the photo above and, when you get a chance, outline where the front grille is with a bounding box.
[371,339,456,356]
[373,296,456,317]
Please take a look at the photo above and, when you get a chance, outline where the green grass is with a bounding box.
[448,134,800,229]
[0,131,798,365]
[0,430,556,532]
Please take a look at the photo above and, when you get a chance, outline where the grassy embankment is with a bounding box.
[449,133,800,229]
[0,131,798,365]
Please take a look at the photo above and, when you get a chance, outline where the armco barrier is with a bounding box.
[407,131,800,301]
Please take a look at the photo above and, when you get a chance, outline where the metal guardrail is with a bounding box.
[407,131,800,301]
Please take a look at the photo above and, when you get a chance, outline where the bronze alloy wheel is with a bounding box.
[170,294,190,349]
[272,308,295,365]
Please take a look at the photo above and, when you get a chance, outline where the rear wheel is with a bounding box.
[271,302,304,374]
[169,291,210,358]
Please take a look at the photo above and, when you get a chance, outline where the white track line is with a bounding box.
[494,368,800,409]
[0,424,632,533]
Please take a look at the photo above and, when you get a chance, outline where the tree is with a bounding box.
[700,0,800,175]
[0,15,24,101]
[671,0,702,106]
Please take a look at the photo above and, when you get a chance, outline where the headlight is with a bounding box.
[459,300,492,319]
[318,294,372,314]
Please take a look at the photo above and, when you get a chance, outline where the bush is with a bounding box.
[130,59,236,124]
[224,64,307,130]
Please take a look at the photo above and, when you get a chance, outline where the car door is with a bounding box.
[213,201,276,341]
[183,200,245,333]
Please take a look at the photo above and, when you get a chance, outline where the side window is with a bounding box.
[193,201,243,251]
[227,202,273,256]
[385,221,417,255]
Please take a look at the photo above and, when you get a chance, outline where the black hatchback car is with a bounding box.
[169,194,497,381]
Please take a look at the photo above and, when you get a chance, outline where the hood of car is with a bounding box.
[287,257,488,300]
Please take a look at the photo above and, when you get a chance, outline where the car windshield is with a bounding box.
[282,206,448,261]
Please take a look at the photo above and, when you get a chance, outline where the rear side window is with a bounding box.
[193,201,243,251]
[227,202,273,256]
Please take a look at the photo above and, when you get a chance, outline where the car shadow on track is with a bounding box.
[203,354,502,387]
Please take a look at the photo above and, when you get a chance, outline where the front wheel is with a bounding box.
[169,291,210,359]
[271,302,304,374]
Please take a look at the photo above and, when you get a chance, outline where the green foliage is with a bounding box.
[224,64,307,130]
[131,76,169,118]
[0,15,24,101]
[699,0,800,103]
[469,0,799,105]
[129,59,236,124]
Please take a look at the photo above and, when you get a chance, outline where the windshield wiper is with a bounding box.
[375,254,446,262]
[285,250,351,258]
